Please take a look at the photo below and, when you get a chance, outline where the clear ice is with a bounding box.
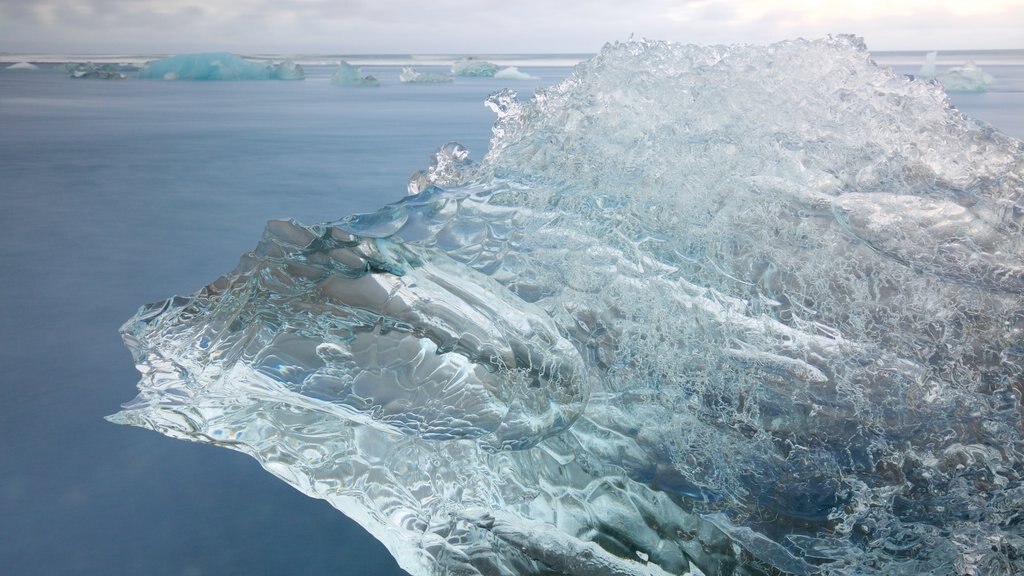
[111,37,1024,575]
[138,53,304,81]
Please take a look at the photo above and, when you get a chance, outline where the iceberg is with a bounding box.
[65,62,127,79]
[331,61,379,87]
[111,36,1024,576]
[494,66,539,80]
[399,66,453,83]
[138,53,304,81]
[939,61,994,92]
[6,61,39,70]
[918,51,937,78]
[452,58,499,77]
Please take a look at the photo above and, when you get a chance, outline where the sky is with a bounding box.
[1,0,1022,55]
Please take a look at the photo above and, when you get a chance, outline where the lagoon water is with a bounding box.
[0,51,1021,575]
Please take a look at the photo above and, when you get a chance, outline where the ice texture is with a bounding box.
[494,66,539,80]
[138,53,305,81]
[399,66,453,83]
[7,61,39,70]
[111,36,1024,576]
[452,58,499,77]
[331,61,379,87]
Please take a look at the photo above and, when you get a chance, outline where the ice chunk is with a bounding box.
[330,61,379,87]
[112,36,1024,576]
[6,61,39,70]
[451,57,499,77]
[138,53,304,81]
[918,50,937,78]
[494,66,539,80]
[64,62,126,79]
[939,60,994,92]
[399,66,453,83]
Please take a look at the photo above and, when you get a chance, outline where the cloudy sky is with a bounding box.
[1,0,1022,55]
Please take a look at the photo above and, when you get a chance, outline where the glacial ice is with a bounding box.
[939,61,994,93]
[6,61,39,70]
[111,36,1024,576]
[494,66,539,80]
[138,53,305,81]
[917,51,994,93]
[399,66,453,83]
[452,58,499,77]
[65,62,127,79]
[331,61,379,87]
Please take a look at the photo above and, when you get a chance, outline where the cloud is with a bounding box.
[1,0,1021,54]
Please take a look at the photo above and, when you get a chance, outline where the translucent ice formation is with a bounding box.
[452,58,499,77]
[112,36,1024,576]
[331,61,379,87]
[939,61,994,92]
[6,61,39,70]
[494,66,539,80]
[399,66,453,83]
[138,53,304,81]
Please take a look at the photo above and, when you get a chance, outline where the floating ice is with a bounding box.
[918,51,937,78]
[331,61,379,87]
[452,58,499,77]
[65,62,127,79]
[399,66,453,83]
[138,53,304,81]
[6,61,39,70]
[494,66,539,80]
[112,36,1024,576]
[939,61,994,92]
[916,51,994,93]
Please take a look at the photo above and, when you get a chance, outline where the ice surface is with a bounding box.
[399,66,453,83]
[331,61,379,87]
[6,61,39,70]
[112,36,1024,576]
[939,61,994,92]
[452,58,499,77]
[494,66,539,80]
[138,53,305,81]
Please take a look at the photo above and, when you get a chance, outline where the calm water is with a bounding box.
[0,54,1021,575]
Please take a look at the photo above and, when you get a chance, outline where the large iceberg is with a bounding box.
[138,53,304,81]
[917,51,994,93]
[111,36,1024,576]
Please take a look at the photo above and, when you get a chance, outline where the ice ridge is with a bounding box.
[112,36,1024,576]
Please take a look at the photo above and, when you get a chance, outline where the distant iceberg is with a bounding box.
[6,62,39,70]
[494,66,539,80]
[939,60,994,92]
[138,53,304,81]
[112,36,1024,576]
[451,58,499,77]
[917,51,994,92]
[65,62,126,79]
[330,61,379,87]
[918,50,938,78]
[399,66,453,83]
